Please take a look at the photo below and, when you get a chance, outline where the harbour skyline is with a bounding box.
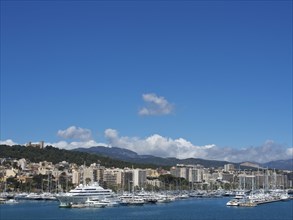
[1,0,292,163]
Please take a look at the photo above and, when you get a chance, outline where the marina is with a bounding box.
[226,189,291,207]
[1,196,292,220]
[1,176,293,219]
[1,187,292,208]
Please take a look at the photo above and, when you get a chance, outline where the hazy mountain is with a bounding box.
[240,162,261,168]
[72,146,240,168]
[73,146,293,170]
[239,160,293,171]
[262,159,293,171]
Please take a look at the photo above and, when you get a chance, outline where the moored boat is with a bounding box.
[84,198,107,208]
[56,182,113,207]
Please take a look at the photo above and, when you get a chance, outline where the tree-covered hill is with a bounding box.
[0,145,161,169]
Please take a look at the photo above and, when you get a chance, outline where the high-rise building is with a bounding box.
[122,169,133,191]
[224,164,235,172]
[133,169,147,188]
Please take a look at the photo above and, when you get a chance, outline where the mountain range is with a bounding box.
[72,146,293,170]
[262,159,293,171]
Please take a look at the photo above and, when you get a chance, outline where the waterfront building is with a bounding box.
[4,168,18,179]
[146,179,162,188]
[72,170,80,185]
[133,168,147,188]
[188,167,203,183]
[171,164,194,180]
[170,166,177,177]
[17,158,27,170]
[221,173,234,183]
[238,174,256,190]
[224,164,235,172]
[203,173,212,183]
[38,161,54,175]
[177,164,188,179]
[81,166,96,184]
[122,169,133,191]
[146,169,159,178]
[103,168,123,189]
[212,172,221,181]
[0,155,291,194]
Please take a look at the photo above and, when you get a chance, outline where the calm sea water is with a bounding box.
[1,198,292,220]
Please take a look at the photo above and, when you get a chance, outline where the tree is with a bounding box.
[32,174,44,191]
[223,182,231,190]
[85,178,91,185]
[6,176,23,192]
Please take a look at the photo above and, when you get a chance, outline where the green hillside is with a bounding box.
[0,145,161,169]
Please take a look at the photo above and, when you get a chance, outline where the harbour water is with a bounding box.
[1,198,292,220]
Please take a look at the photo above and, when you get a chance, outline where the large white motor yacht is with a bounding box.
[56,182,113,207]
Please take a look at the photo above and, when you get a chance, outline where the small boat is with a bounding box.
[120,196,144,206]
[40,192,57,200]
[144,197,157,204]
[226,190,248,206]
[226,199,240,206]
[5,199,19,204]
[71,204,85,208]
[280,194,290,201]
[157,197,171,203]
[156,195,172,203]
[0,198,6,204]
[59,202,72,208]
[100,198,120,207]
[25,193,42,200]
[84,198,106,208]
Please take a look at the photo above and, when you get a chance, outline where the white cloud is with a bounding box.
[57,126,92,141]
[221,140,293,163]
[0,139,18,146]
[286,148,293,157]
[139,93,174,116]
[104,128,215,159]
[104,129,292,163]
[45,140,107,150]
[104,128,119,140]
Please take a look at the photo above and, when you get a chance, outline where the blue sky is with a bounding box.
[1,0,292,163]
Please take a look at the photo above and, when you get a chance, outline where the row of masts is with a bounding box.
[238,168,286,191]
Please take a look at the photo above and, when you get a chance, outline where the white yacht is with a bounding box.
[4,199,19,204]
[226,199,241,206]
[226,190,247,206]
[84,198,107,208]
[56,182,113,207]
[120,196,145,206]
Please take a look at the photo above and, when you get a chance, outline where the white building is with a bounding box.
[18,158,27,170]
[133,169,147,188]
[224,164,235,172]
[72,170,80,185]
[188,168,203,183]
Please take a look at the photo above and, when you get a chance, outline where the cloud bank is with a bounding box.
[104,129,292,163]
[1,128,292,163]
[0,139,18,146]
[104,128,214,159]
[139,93,174,116]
